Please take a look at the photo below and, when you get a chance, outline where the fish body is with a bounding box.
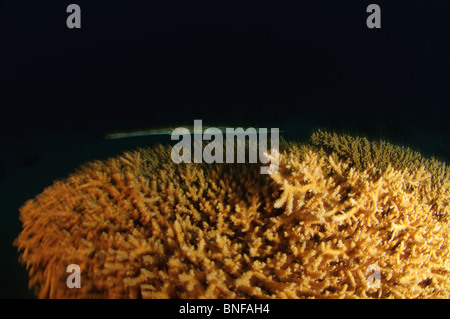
[105,126,284,139]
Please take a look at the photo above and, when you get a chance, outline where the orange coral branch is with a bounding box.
[14,132,450,299]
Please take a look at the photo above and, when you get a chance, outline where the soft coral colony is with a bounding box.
[14,130,450,298]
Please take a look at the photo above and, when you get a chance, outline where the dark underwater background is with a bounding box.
[0,0,449,298]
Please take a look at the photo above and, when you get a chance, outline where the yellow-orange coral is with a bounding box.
[14,131,450,298]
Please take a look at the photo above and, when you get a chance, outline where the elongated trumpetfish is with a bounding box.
[105,127,190,139]
[105,125,286,139]
[105,121,282,175]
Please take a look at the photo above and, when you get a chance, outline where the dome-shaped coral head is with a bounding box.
[14,131,450,298]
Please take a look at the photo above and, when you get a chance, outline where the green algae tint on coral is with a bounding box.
[14,131,450,298]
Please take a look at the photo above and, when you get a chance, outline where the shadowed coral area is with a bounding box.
[14,131,450,298]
